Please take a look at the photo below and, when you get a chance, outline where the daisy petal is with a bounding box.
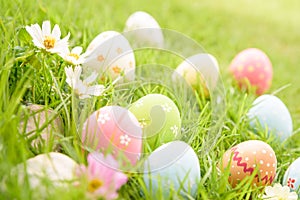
[42,20,51,36]
[86,85,105,96]
[73,66,82,80]
[72,46,83,55]
[64,66,75,88]
[84,72,98,84]
[52,24,61,39]
[26,24,44,47]
[79,94,91,99]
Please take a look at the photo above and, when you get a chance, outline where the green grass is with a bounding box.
[1,0,300,199]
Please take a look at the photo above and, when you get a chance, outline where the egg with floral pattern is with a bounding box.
[81,106,142,166]
[143,141,200,198]
[129,94,181,150]
[221,140,277,187]
[172,53,219,97]
[229,48,273,95]
[83,31,135,82]
[248,94,293,141]
[124,11,164,48]
[283,157,300,194]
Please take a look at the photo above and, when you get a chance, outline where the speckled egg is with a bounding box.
[221,140,277,187]
[124,11,164,47]
[81,106,142,166]
[229,48,273,95]
[128,94,181,150]
[173,53,219,97]
[248,94,293,141]
[19,104,63,150]
[283,157,300,194]
[143,141,200,198]
[83,31,135,81]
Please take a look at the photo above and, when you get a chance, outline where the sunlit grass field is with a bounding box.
[1,0,300,199]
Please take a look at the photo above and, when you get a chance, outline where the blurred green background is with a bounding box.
[2,0,299,127]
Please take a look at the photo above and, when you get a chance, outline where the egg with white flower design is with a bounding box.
[143,141,200,198]
[129,94,181,150]
[81,106,142,166]
[221,140,277,187]
[283,157,300,195]
[83,31,135,82]
[247,94,293,141]
[172,53,219,97]
[15,152,78,189]
[124,11,164,48]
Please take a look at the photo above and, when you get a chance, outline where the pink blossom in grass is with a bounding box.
[76,153,128,200]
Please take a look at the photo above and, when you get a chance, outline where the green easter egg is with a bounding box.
[129,94,181,150]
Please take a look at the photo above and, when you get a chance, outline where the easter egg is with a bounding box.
[16,152,78,188]
[124,11,164,47]
[19,104,63,150]
[172,53,219,97]
[283,157,300,194]
[81,106,142,166]
[221,140,277,187]
[128,94,181,150]
[143,141,200,198]
[229,48,273,95]
[248,95,293,141]
[83,31,135,81]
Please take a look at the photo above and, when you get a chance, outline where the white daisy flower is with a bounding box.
[260,183,298,200]
[60,46,85,65]
[65,65,105,99]
[25,20,70,54]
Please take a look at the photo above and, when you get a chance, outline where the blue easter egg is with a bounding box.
[283,157,300,194]
[143,141,200,199]
[248,94,293,141]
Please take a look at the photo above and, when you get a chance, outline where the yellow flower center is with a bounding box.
[43,36,56,49]
[88,179,103,193]
[68,53,80,60]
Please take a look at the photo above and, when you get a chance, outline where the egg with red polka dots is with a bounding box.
[81,106,142,166]
[83,31,135,82]
[229,48,273,95]
[283,157,300,195]
[221,140,277,187]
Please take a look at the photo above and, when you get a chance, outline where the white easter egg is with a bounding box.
[172,53,219,96]
[283,157,300,195]
[83,31,135,81]
[143,141,200,198]
[16,152,78,188]
[124,11,164,47]
[248,95,293,141]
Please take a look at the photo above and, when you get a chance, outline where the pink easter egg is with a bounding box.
[81,106,142,166]
[229,48,273,95]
